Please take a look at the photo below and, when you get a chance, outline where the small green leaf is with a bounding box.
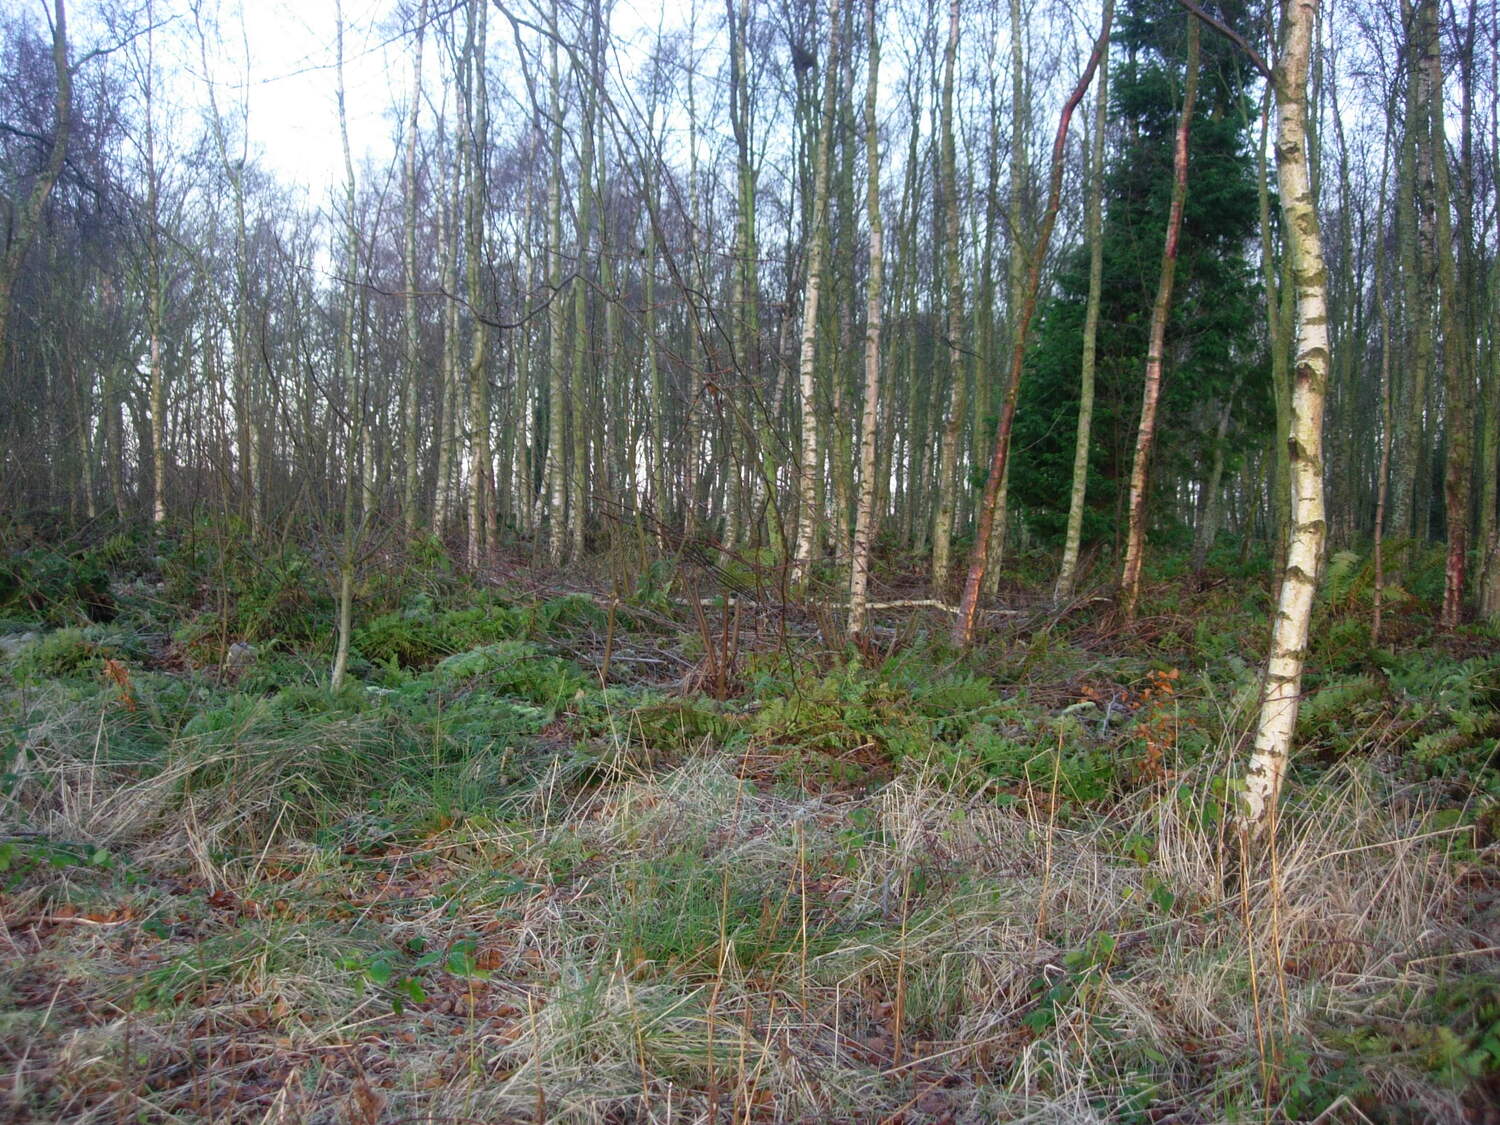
[1023,1007,1056,1032]
[1149,882,1176,913]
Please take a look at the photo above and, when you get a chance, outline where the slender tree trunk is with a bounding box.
[645,205,665,544]
[401,0,427,536]
[201,7,260,537]
[545,7,569,564]
[1118,16,1199,622]
[144,0,166,526]
[1482,298,1500,617]
[433,174,459,537]
[599,136,622,508]
[105,371,129,519]
[0,0,69,373]
[978,0,1031,595]
[513,184,536,537]
[567,0,602,565]
[1055,18,1110,603]
[1422,0,1472,627]
[1480,22,1500,619]
[1242,0,1330,830]
[149,280,166,524]
[1255,82,1293,561]
[682,2,703,536]
[929,0,965,594]
[829,22,859,567]
[465,0,490,570]
[848,0,883,642]
[952,1,1114,645]
[1392,1,1436,545]
[66,350,96,520]
[884,102,920,546]
[331,564,354,691]
[791,0,841,587]
[971,85,999,526]
[331,0,361,691]
[726,0,775,555]
[1373,161,1394,641]
[1192,386,1237,574]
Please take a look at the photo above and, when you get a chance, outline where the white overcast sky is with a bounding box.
[47,0,1103,205]
[71,0,706,198]
[197,0,409,195]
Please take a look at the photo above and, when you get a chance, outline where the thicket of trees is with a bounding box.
[1,0,1496,796]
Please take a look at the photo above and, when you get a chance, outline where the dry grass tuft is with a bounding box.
[1,685,1493,1122]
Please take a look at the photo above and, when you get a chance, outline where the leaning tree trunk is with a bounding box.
[1118,15,1199,622]
[1054,17,1110,603]
[952,0,1114,646]
[1241,0,1330,830]
[978,0,1031,596]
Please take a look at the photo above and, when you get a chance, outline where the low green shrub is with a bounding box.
[433,641,590,710]
[11,626,146,680]
[0,546,115,625]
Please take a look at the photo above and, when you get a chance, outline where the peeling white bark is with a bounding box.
[1243,0,1329,829]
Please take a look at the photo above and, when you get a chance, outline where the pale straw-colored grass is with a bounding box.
[2,683,1491,1122]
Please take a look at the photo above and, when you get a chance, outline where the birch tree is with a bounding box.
[1239,0,1331,829]
[1054,10,1110,603]
[401,0,428,534]
[790,0,841,587]
[331,0,362,691]
[464,0,490,569]
[544,2,570,564]
[848,0,883,641]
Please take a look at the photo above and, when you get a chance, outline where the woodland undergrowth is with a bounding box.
[0,524,1496,1123]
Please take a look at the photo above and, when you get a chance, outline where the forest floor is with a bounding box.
[1,527,1497,1123]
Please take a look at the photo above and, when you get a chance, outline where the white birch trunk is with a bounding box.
[791,0,842,587]
[848,0,883,641]
[1243,0,1330,829]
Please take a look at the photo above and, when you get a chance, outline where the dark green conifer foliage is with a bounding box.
[1012,0,1267,547]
